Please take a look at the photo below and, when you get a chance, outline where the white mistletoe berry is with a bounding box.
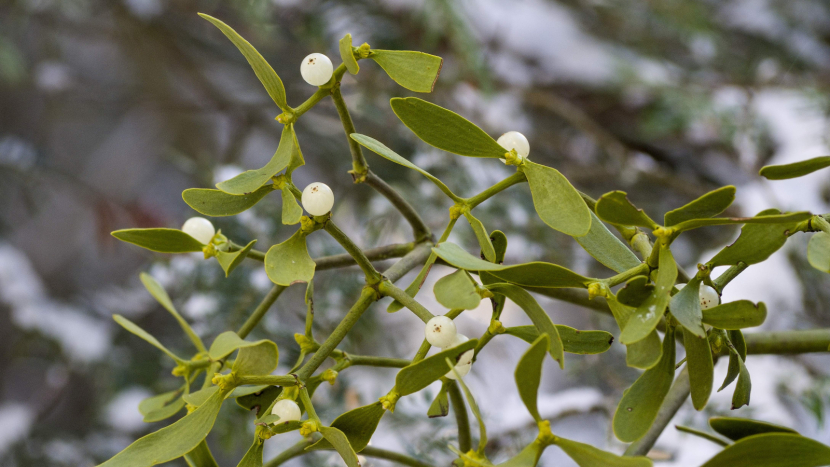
[271,399,301,423]
[699,285,720,310]
[300,53,334,86]
[497,131,530,160]
[442,334,474,379]
[181,217,215,244]
[301,182,334,216]
[425,316,457,348]
[446,362,472,380]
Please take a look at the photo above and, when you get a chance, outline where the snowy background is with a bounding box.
[2,0,830,466]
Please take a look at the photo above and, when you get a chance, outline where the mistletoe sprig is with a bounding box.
[102,13,830,467]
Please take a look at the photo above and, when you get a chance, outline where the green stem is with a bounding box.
[347,355,411,368]
[324,221,382,283]
[315,242,415,270]
[359,446,433,467]
[713,262,748,292]
[466,171,527,209]
[237,284,286,339]
[743,329,830,355]
[603,263,650,287]
[289,63,348,120]
[299,386,321,423]
[365,171,433,241]
[330,79,369,179]
[384,242,435,283]
[448,381,472,453]
[379,281,435,322]
[235,375,298,386]
[296,288,377,380]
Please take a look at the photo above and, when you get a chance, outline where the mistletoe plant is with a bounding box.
[103,13,830,467]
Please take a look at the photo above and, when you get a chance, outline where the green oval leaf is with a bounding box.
[514,334,549,422]
[112,228,204,253]
[486,283,565,368]
[595,191,658,229]
[318,426,361,467]
[707,209,801,267]
[139,390,186,423]
[434,269,481,310]
[683,327,713,411]
[616,276,654,308]
[113,314,185,363]
[522,161,592,237]
[556,436,653,467]
[464,212,496,262]
[350,133,458,199]
[760,155,830,180]
[576,212,642,274]
[208,330,279,372]
[613,326,676,443]
[339,34,359,74]
[700,433,830,467]
[235,386,280,417]
[265,230,315,286]
[371,50,442,93]
[490,230,508,264]
[279,185,303,225]
[233,340,279,377]
[308,402,385,452]
[98,386,226,467]
[427,381,450,418]
[619,246,676,345]
[664,186,736,227]
[433,242,591,289]
[199,14,287,111]
[709,417,798,441]
[182,186,275,217]
[607,298,662,369]
[390,97,505,158]
[731,348,751,410]
[140,273,206,352]
[808,232,830,273]
[719,330,746,391]
[236,438,264,467]
[216,125,296,195]
[669,279,706,338]
[216,240,257,277]
[505,325,613,355]
[672,211,812,232]
[395,339,478,397]
[702,301,767,329]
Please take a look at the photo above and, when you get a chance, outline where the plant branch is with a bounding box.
[324,221,382,283]
[379,281,436,322]
[235,375,298,386]
[624,366,690,456]
[360,446,433,467]
[742,329,830,355]
[365,170,433,242]
[346,355,411,368]
[315,242,415,270]
[330,82,369,179]
[237,284,286,339]
[448,380,472,453]
[263,438,314,467]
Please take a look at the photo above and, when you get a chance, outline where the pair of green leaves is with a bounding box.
[618,245,676,345]
[388,98,592,236]
[339,33,443,92]
[264,229,316,286]
[215,124,305,197]
[183,182,303,226]
[208,331,279,377]
[511,335,652,467]
[99,386,227,467]
[111,229,256,277]
[595,188,810,234]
